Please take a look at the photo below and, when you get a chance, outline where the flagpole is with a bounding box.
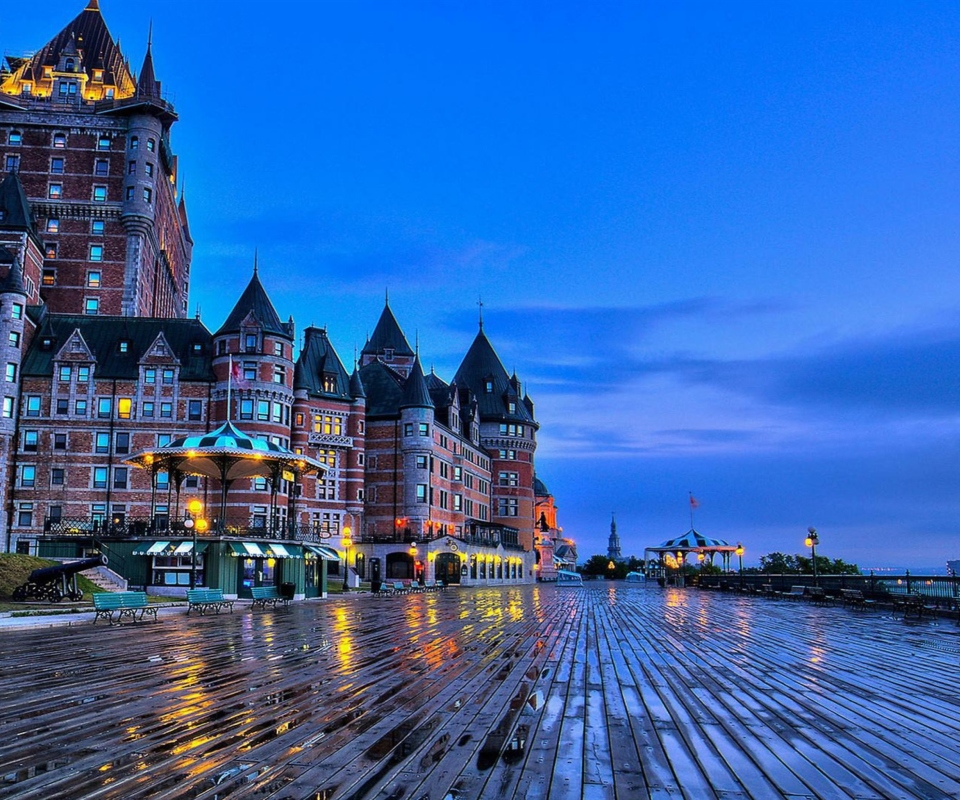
[227,354,233,423]
[689,491,695,530]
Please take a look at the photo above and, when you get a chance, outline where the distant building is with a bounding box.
[607,513,622,561]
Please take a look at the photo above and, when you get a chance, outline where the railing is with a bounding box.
[693,572,960,604]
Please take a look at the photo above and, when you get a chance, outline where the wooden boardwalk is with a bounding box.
[1,584,959,800]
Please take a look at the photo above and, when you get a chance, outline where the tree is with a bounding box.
[760,552,859,575]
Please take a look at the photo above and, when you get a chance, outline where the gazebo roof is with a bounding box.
[124,420,325,481]
[649,529,736,552]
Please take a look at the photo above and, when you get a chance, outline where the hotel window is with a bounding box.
[48,183,62,199]
[295,412,304,427]
[498,498,519,517]
[84,297,99,315]
[4,154,18,172]
[2,397,13,418]
[322,374,336,393]
[274,342,284,357]
[499,471,519,486]
[257,400,269,421]
[147,138,156,152]
[185,476,199,489]
[44,242,58,259]
[160,402,172,418]
[56,399,69,415]
[130,136,139,150]
[19,466,36,488]
[9,131,22,145]
[97,398,112,419]
[156,471,169,490]
[254,477,268,491]
[54,433,67,450]
[162,368,174,385]
[145,162,154,177]
[240,399,253,420]
[11,304,22,320]
[42,268,56,285]
[118,341,129,354]
[86,271,101,288]
[17,504,33,527]
[50,157,64,174]
[58,365,71,382]
[416,484,428,503]
[94,159,109,176]
[117,398,132,419]
[157,434,172,447]
[404,423,413,436]
[125,187,134,201]
[453,466,462,481]
[48,506,63,525]
[46,218,59,233]
[188,400,202,421]
[5,363,15,382]
[97,136,111,151]
[115,432,130,454]
[143,187,152,203]
[95,432,110,453]
[244,333,258,352]
[128,161,136,175]
[75,399,87,416]
[453,494,463,512]
[416,455,428,470]
[25,395,40,416]
[93,467,108,489]
[93,185,107,202]
[272,402,282,423]
[243,361,256,381]
[53,133,66,148]
[92,220,104,235]
[419,423,429,437]
[273,365,285,384]
[51,468,65,486]
[90,244,103,262]
[93,70,103,82]
[22,430,38,452]
[78,366,89,382]
[113,467,128,489]
[144,368,156,384]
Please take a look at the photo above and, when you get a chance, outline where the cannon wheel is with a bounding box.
[67,590,84,602]
[45,585,64,602]
[12,585,27,602]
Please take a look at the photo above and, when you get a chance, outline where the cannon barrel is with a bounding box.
[27,554,108,584]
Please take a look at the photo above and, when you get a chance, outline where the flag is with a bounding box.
[230,356,248,388]
[689,494,700,509]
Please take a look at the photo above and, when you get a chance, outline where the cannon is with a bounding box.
[12,555,108,603]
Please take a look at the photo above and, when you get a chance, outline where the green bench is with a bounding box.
[93,591,158,624]
[186,588,234,616]
[250,585,289,610]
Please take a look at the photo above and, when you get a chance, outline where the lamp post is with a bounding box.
[341,527,353,593]
[805,527,819,586]
[185,498,204,589]
[735,543,744,591]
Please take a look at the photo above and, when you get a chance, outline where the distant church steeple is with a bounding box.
[607,513,622,561]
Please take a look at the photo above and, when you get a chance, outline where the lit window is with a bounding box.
[117,398,132,419]
[11,304,22,320]
[93,70,103,82]
[92,220,104,235]
[20,465,36,487]
[90,245,103,262]
[9,131,22,146]
[93,186,107,202]
[48,184,62,199]
[5,363,16,382]
[50,157,64,174]
[84,297,99,315]
[46,218,59,233]
[97,137,111,150]
[44,242,57,259]
[87,271,101,287]
[97,398,112,418]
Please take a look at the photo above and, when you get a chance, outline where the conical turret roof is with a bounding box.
[0,171,35,233]
[361,300,414,358]
[400,356,433,410]
[454,327,536,425]
[293,326,351,399]
[137,40,161,98]
[215,264,291,339]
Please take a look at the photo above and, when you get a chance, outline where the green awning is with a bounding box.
[304,544,341,561]
[228,542,303,559]
[132,540,209,556]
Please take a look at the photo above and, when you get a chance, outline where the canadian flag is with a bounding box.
[689,494,700,509]
[230,357,248,388]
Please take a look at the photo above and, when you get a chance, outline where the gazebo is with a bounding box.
[124,419,326,534]
[644,529,740,574]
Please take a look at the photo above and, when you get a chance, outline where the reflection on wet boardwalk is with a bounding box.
[2,584,960,799]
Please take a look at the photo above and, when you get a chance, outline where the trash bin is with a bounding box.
[280,582,295,600]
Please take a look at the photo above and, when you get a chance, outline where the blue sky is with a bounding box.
[5,1,960,568]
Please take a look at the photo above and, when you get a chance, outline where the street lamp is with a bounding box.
[341,527,353,592]
[805,527,819,586]
[185,499,204,589]
[735,543,744,591]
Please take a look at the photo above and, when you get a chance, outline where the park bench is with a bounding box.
[840,589,875,610]
[390,582,409,595]
[186,588,234,616]
[782,585,807,601]
[423,581,442,592]
[892,593,932,620]
[409,581,426,593]
[372,583,393,597]
[93,591,158,625]
[805,586,832,605]
[250,585,289,610]
[761,584,778,599]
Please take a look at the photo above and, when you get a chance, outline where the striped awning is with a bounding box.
[227,542,303,559]
[133,540,209,556]
[304,544,341,561]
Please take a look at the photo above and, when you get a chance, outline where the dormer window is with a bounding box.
[508,401,516,414]
[8,131,21,146]
[21,83,31,95]
[65,59,75,72]
[244,333,258,353]
[117,340,130,353]
[93,70,103,82]
[485,380,494,393]
[40,337,54,351]
[384,348,394,361]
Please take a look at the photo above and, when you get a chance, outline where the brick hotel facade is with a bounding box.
[0,2,571,594]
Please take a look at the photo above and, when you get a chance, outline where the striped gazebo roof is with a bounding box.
[656,529,734,551]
